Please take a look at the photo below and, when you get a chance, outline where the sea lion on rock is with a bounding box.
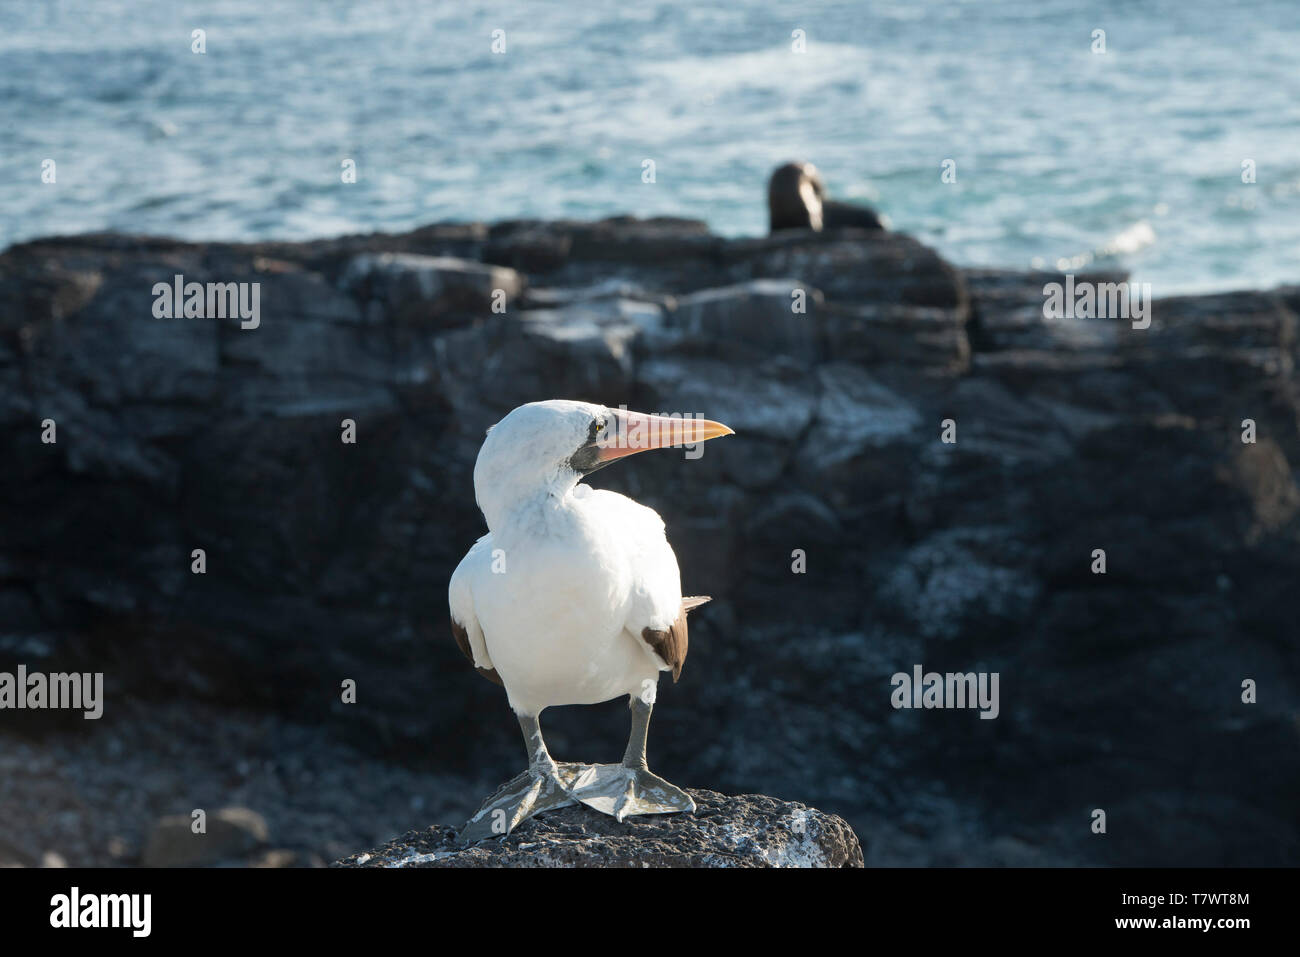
[768,161,886,234]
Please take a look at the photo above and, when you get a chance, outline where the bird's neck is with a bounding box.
[479,474,582,540]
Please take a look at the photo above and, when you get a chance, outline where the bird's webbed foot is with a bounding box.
[567,764,697,823]
[457,763,581,845]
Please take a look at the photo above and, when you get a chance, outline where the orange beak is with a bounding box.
[595,409,734,463]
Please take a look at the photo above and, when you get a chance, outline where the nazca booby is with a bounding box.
[449,400,733,843]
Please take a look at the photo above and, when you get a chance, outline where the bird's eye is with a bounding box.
[595,421,605,432]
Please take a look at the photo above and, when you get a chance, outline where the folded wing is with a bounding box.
[585,488,710,683]
[448,535,503,686]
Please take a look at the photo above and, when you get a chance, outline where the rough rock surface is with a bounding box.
[2,216,1298,866]
[334,790,863,868]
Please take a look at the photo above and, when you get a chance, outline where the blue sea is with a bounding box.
[3,0,1299,294]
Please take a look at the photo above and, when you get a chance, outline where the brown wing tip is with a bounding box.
[451,617,504,687]
[682,595,711,611]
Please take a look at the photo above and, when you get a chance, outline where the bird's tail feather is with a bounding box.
[682,595,711,612]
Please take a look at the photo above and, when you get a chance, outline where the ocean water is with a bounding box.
[3,0,1299,295]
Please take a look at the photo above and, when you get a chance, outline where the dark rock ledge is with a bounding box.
[4,214,1299,866]
[333,790,863,868]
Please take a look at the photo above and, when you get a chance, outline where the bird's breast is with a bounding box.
[473,519,657,711]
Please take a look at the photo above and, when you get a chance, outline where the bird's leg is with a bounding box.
[569,691,697,822]
[458,712,580,845]
[520,712,560,776]
[621,692,652,769]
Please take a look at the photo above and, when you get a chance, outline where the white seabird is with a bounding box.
[449,400,734,843]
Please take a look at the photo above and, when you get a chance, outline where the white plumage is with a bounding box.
[447,399,733,840]
[450,484,681,715]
